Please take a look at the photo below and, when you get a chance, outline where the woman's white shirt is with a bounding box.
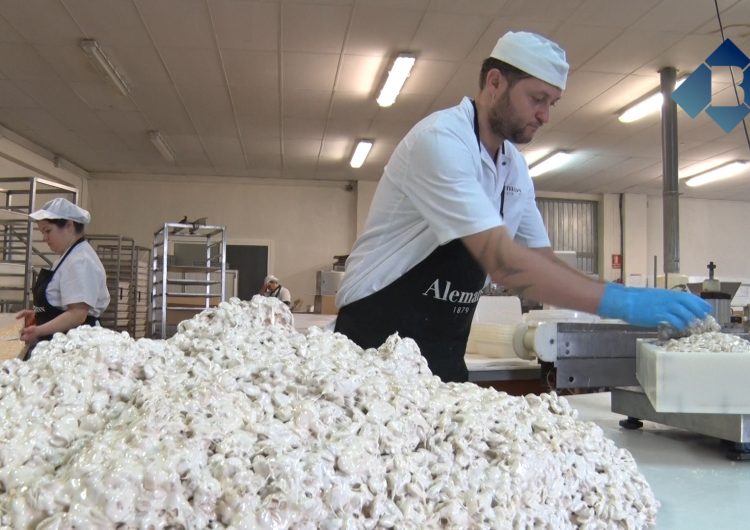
[46,240,110,317]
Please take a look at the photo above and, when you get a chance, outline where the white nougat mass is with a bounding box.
[0,296,658,529]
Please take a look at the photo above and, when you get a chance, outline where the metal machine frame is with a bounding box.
[531,322,659,389]
[531,320,750,460]
[612,387,750,460]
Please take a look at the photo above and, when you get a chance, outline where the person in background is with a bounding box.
[260,275,291,306]
[17,198,110,357]
[334,30,710,383]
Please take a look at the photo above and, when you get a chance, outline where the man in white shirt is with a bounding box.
[335,31,710,383]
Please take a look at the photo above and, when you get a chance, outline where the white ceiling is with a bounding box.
[1,0,750,200]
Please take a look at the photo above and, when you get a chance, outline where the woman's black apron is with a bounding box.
[335,101,500,383]
[26,237,99,359]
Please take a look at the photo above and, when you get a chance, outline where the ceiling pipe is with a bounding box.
[660,66,680,276]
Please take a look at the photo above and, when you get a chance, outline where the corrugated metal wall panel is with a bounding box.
[536,198,598,274]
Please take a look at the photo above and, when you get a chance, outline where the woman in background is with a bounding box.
[259,275,291,306]
[17,198,110,356]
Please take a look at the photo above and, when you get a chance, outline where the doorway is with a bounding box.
[226,244,269,301]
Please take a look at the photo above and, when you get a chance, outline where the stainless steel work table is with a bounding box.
[565,392,749,530]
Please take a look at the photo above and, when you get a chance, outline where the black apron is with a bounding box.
[26,237,99,359]
[336,101,498,383]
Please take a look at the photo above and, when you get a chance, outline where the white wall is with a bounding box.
[600,194,621,282]
[645,195,750,284]
[3,128,749,309]
[622,194,649,285]
[0,130,89,205]
[87,175,357,309]
[83,178,750,310]
[354,185,750,293]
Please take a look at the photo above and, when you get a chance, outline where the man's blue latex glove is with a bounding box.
[597,283,712,331]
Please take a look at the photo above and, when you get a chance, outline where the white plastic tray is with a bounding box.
[636,339,750,414]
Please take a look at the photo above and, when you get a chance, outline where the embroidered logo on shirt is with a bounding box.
[504,185,522,194]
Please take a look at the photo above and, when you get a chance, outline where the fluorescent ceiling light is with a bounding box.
[148,131,175,162]
[79,38,130,97]
[685,160,748,187]
[376,54,416,107]
[529,151,573,177]
[618,77,686,123]
[350,140,373,168]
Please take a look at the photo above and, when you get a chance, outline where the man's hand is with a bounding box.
[598,283,711,330]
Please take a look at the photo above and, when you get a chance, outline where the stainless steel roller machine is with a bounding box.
[507,319,750,460]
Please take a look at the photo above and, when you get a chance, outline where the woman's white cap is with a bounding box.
[491,31,569,90]
[265,275,279,283]
[29,198,91,224]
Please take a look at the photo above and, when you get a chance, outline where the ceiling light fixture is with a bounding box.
[79,38,131,97]
[528,150,573,177]
[376,54,416,107]
[617,77,687,123]
[685,160,749,187]
[350,139,373,168]
[148,131,176,162]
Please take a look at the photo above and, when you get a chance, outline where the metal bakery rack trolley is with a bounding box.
[88,235,151,338]
[150,222,226,339]
[0,176,78,312]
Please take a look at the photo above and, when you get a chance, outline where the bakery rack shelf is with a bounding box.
[0,177,79,311]
[88,235,151,338]
[150,222,226,339]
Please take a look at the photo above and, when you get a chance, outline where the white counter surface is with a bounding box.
[291,313,336,332]
[565,392,749,530]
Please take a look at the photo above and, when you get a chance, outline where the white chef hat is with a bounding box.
[490,31,569,90]
[29,198,91,224]
[265,275,279,283]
